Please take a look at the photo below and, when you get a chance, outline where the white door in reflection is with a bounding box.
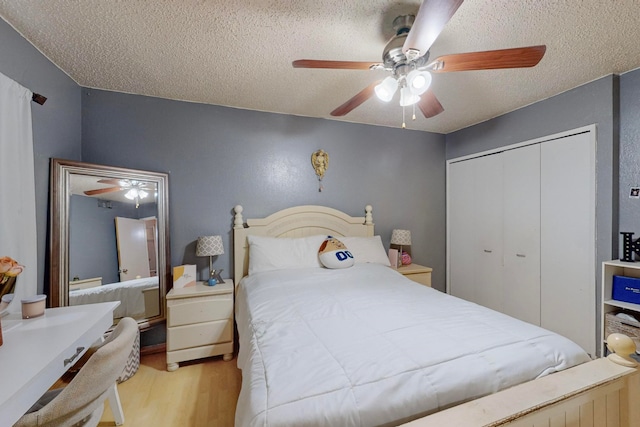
[115,217,150,281]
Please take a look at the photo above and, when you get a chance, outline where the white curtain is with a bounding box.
[0,71,38,314]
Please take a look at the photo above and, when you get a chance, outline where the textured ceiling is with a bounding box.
[1,0,639,134]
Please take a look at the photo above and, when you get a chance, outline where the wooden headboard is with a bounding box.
[233,205,374,282]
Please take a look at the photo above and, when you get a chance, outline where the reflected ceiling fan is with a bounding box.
[292,0,546,127]
[84,178,154,208]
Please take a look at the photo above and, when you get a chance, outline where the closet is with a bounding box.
[447,128,596,355]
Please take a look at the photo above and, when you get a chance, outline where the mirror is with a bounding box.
[49,159,170,328]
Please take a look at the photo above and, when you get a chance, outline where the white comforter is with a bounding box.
[235,264,590,427]
[69,276,158,319]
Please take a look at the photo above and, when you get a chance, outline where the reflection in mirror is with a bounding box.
[50,159,170,328]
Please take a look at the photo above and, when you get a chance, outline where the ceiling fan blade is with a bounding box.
[292,60,380,70]
[84,186,123,196]
[97,178,122,185]
[431,45,546,73]
[403,0,465,58]
[330,80,381,117]
[417,89,445,118]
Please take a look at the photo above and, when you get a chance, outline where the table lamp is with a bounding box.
[196,235,224,286]
[390,229,412,267]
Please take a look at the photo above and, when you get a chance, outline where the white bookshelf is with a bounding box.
[601,260,640,355]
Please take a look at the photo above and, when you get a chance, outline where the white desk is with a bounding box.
[0,302,119,426]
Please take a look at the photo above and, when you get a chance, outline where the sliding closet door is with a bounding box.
[540,131,595,355]
[502,145,541,325]
[474,154,504,312]
[449,159,477,303]
[449,154,503,311]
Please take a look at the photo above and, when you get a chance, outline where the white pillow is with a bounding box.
[318,236,355,269]
[339,235,391,266]
[248,235,325,275]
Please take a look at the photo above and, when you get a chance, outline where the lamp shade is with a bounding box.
[399,86,420,106]
[390,229,412,246]
[375,76,398,102]
[406,70,432,96]
[196,235,224,257]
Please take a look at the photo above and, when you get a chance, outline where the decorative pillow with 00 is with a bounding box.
[247,235,326,275]
[318,236,355,269]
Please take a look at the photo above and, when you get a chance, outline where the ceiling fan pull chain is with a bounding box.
[402,104,406,129]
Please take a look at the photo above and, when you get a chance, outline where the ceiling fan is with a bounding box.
[84,178,154,208]
[292,0,546,127]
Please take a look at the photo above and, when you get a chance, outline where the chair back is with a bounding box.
[15,317,138,427]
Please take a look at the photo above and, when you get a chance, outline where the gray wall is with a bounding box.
[445,75,619,350]
[619,69,640,242]
[80,89,448,290]
[0,18,82,293]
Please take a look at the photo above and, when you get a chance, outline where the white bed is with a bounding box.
[233,205,640,427]
[236,264,590,426]
[69,276,158,319]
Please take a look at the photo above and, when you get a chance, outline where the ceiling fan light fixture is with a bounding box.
[407,70,432,95]
[374,76,398,102]
[399,86,420,106]
[138,189,149,199]
[124,188,138,200]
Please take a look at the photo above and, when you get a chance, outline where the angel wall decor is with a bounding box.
[311,149,329,192]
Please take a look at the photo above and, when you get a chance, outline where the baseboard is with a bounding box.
[141,342,166,355]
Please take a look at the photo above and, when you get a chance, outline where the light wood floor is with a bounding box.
[99,353,242,427]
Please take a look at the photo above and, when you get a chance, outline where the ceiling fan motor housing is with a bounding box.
[291,0,546,121]
[383,15,429,76]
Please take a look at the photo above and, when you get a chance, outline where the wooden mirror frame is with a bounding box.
[49,158,170,328]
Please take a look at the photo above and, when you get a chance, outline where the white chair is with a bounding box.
[14,317,138,427]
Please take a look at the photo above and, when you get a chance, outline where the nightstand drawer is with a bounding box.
[406,272,431,287]
[167,319,232,350]
[167,293,232,327]
[397,264,433,287]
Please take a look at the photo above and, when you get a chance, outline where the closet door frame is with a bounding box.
[447,128,598,357]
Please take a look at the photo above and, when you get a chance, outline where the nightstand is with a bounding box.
[166,279,234,372]
[397,263,433,287]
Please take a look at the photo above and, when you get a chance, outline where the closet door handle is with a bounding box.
[483,249,492,253]
[516,254,526,258]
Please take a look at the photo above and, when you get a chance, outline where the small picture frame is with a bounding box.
[388,249,399,270]
[173,264,196,288]
[630,187,640,199]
